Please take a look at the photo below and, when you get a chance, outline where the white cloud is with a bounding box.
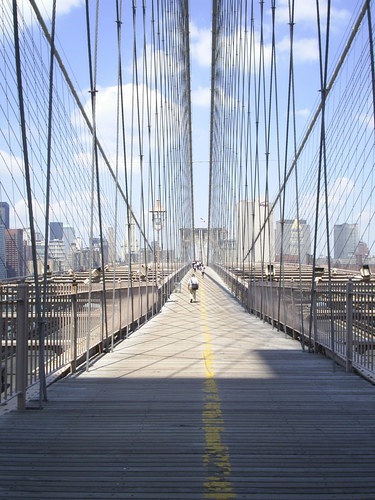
[357,112,374,129]
[131,44,184,82]
[0,150,23,176]
[17,0,83,26]
[276,0,350,26]
[89,83,158,161]
[299,177,355,223]
[297,108,311,117]
[328,176,355,205]
[37,0,83,16]
[190,22,212,67]
[293,38,319,62]
[277,36,319,62]
[77,82,184,179]
[192,86,211,107]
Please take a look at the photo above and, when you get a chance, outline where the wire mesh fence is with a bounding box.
[215,264,375,383]
[0,265,188,408]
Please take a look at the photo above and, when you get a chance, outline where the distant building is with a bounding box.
[179,227,223,263]
[0,202,9,229]
[236,198,275,264]
[276,218,311,264]
[121,217,139,262]
[49,239,65,269]
[23,228,42,245]
[107,226,116,263]
[62,226,77,269]
[0,225,6,279]
[63,226,76,252]
[355,240,369,266]
[334,223,358,260]
[92,237,108,266]
[50,221,63,241]
[5,229,26,279]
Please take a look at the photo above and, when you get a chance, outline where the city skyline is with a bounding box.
[1,198,372,281]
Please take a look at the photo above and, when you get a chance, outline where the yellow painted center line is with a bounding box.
[201,278,236,499]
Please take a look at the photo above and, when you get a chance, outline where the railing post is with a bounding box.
[16,283,28,410]
[291,281,296,339]
[346,280,353,372]
[313,284,318,352]
[100,289,104,347]
[118,281,123,338]
[71,281,78,373]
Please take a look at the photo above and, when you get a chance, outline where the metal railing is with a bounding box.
[214,265,375,383]
[1,265,188,408]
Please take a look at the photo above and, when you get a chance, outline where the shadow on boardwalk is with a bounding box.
[1,267,375,499]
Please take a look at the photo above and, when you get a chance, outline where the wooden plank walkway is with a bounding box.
[1,267,375,499]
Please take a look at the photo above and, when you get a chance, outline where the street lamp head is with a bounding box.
[150,199,167,231]
[360,264,371,281]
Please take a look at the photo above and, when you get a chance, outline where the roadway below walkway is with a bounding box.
[1,267,375,499]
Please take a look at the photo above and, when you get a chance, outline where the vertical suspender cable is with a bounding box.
[185,0,195,261]
[110,0,123,352]
[207,0,218,266]
[309,0,334,366]
[277,0,296,332]
[132,0,147,324]
[115,0,135,333]
[242,3,368,267]
[91,1,109,348]
[84,0,101,370]
[320,0,335,369]
[286,0,306,349]
[11,0,46,404]
[266,0,280,327]
[40,0,57,402]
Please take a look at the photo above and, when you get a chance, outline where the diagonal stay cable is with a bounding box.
[242,0,369,263]
[27,0,153,253]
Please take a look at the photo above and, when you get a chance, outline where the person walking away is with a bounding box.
[188,273,199,303]
[201,265,205,279]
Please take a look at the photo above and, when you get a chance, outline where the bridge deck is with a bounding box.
[1,268,375,499]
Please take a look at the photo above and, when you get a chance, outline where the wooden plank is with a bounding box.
[0,267,375,498]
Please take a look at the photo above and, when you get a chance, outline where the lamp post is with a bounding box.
[149,199,166,271]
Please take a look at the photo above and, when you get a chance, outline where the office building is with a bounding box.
[0,225,6,279]
[276,218,311,264]
[0,202,9,229]
[236,198,275,264]
[121,217,139,262]
[63,226,76,254]
[50,221,63,240]
[334,223,358,260]
[5,229,26,279]
[107,226,116,264]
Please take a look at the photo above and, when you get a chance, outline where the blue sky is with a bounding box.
[6,0,369,246]
[30,0,357,221]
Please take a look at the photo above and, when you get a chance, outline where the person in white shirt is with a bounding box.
[187,273,199,303]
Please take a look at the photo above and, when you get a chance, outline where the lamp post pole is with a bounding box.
[150,200,166,273]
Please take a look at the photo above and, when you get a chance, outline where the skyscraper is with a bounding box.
[0,202,9,229]
[5,229,26,279]
[107,226,116,264]
[0,225,6,279]
[334,223,358,260]
[236,198,275,264]
[63,226,76,253]
[276,219,311,264]
[50,221,63,240]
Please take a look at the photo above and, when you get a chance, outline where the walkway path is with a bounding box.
[1,268,375,499]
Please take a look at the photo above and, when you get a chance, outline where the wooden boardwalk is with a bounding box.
[1,267,375,499]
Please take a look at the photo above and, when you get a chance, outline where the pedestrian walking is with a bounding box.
[201,265,205,278]
[187,273,199,303]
